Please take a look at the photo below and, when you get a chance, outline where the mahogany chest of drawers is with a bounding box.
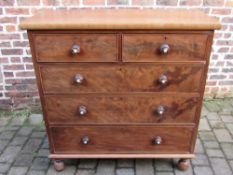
[20,9,220,171]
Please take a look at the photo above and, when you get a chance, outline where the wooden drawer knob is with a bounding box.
[159,75,168,85]
[78,105,87,116]
[154,136,162,145]
[75,74,84,84]
[71,44,81,55]
[82,136,90,145]
[160,44,170,54]
[157,105,165,116]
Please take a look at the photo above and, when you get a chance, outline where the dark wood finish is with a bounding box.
[50,125,194,153]
[40,63,204,93]
[123,34,208,62]
[190,32,214,153]
[178,159,190,171]
[45,94,198,124]
[25,26,216,172]
[27,31,55,154]
[33,33,118,62]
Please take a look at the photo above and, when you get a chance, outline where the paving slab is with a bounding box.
[0,163,10,173]
[76,169,96,175]
[221,143,233,159]
[135,159,154,175]
[192,154,209,165]
[220,115,233,123]
[0,146,21,163]
[198,118,211,131]
[78,159,98,169]
[96,160,115,175]
[193,166,213,175]
[209,120,225,128]
[210,158,232,175]
[203,141,220,149]
[199,131,216,141]
[28,114,43,125]
[46,165,76,175]
[14,153,34,166]
[154,159,173,171]
[117,159,134,168]
[206,149,225,158]
[194,138,205,153]
[204,101,221,112]
[214,129,233,142]
[8,167,28,175]
[116,168,135,175]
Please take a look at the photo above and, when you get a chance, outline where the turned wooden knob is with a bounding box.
[160,44,170,54]
[154,136,162,145]
[82,136,90,145]
[159,75,168,85]
[75,74,84,84]
[71,44,81,55]
[157,105,165,116]
[78,105,87,116]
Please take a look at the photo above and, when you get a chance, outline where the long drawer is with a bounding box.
[50,125,194,154]
[122,33,208,62]
[40,63,204,93]
[45,94,198,124]
[33,33,118,62]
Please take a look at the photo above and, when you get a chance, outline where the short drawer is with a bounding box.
[33,33,118,62]
[45,94,198,124]
[122,33,208,62]
[40,63,204,93]
[50,125,193,154]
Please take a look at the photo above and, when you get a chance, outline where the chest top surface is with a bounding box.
[20,9,220,30]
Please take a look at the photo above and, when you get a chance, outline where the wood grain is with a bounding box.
[25,29,215,161]
[33,33,118,62]
[50,125,194,153]
[123,34,208,62]
[20,9,221,30]
[40,63,204,93]
[44,94,198,124]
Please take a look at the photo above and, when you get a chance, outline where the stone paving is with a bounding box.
[0,98,233,175]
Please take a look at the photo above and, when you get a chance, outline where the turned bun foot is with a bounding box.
[53,159,65,172]
[177,159,189,171]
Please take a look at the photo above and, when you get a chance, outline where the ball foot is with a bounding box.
[53,159,65,172]
[177,159,189,171]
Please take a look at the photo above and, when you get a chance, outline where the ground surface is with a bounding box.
[0,98,233,175]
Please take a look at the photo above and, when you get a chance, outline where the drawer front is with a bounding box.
[40,64,204,93]
[50,126,193,153]
[123,34,208,62]
[45,95,198,124]
[33,34,118,62]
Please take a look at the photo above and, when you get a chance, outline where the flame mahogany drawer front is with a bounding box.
[40,64,204,94]
[122,34,208,62]
[50,126,194,154]
[44,95,198,124]
[32,33,209,63]
[33,34,118,62]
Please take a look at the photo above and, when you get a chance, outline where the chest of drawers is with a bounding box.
[20,9,220,171]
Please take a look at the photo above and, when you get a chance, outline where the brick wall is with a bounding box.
[0,0,233,110]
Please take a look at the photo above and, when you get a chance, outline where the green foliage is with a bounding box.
[0,108,31,118]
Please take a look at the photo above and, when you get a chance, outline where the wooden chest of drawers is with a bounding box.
[20,9,220,171]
